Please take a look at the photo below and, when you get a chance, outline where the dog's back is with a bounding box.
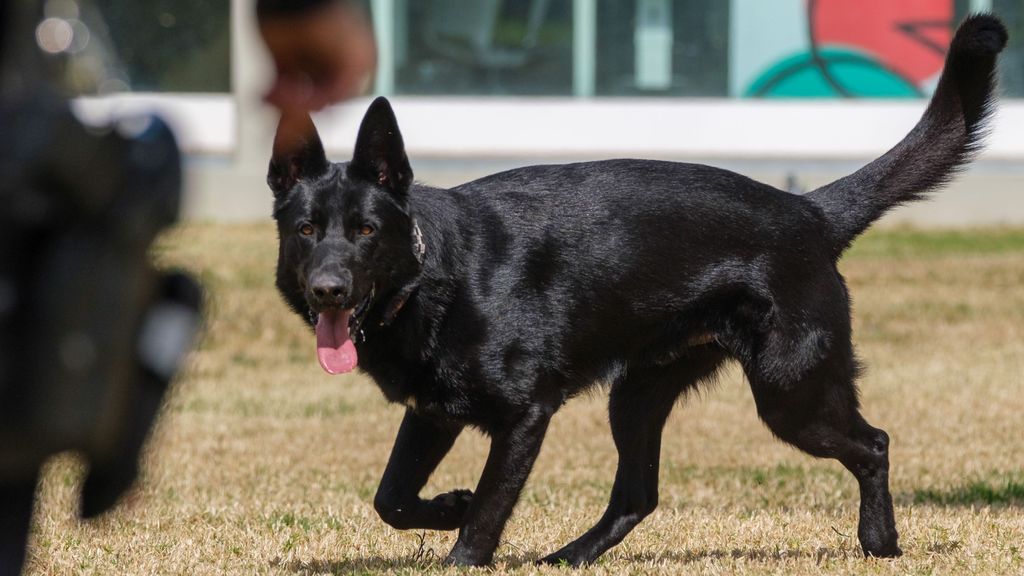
[427,159,828,376]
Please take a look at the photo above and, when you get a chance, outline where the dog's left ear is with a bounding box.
[348,96,413,196]
[268,112,329,198]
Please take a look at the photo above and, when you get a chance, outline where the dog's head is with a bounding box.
[268,97,419,375]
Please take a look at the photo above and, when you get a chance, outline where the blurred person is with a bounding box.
[257,0,377,114]
[0,0,373,573]
[258,0,377,163]
[1,1,373,573]
[0,2,205,575]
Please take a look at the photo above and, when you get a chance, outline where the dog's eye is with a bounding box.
[298,223,315,237]
[359,224,375,236]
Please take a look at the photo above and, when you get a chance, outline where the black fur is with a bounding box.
[267,16,1006,567]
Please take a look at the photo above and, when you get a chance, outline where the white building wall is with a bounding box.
[68,0,1024,225]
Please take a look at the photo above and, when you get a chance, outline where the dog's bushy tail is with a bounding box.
[806,14,1007,257]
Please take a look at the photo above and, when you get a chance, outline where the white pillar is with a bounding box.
[968,0,994,13]
[573,0,596,97]
[231,0,277,169]
[371,0,395,95]
[181,0,275,221]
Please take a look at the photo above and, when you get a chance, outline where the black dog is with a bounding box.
[266,16,1006,567]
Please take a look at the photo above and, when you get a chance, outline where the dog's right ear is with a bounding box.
[348,96,413,197]
[268,112,329,197]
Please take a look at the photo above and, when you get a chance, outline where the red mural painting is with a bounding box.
[812,0,952,85]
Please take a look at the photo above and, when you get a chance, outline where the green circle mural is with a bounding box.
[745,48,921,98]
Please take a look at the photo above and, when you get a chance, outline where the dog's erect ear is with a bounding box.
[348,96,413,196]
[268,112,329,197]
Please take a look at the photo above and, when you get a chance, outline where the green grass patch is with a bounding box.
[847,228,1024,259]
[264,510,345,532]
[913,478,1024,506]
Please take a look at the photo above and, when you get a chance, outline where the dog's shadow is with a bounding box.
[272,524,990,573]
[277,557,427,574]
[276,554,536,574]
[618,546,858,565]
[279,543,979,572]
[276,548,860,573]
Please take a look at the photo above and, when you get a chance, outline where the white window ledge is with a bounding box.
[72,94,1024,161]
[72,94,236,155]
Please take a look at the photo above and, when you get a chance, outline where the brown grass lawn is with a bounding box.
[25,224,1024,575]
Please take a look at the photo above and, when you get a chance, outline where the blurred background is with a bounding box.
[61,0,1023,225]
[12,2,1023,573]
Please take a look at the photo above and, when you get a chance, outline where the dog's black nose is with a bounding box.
[310,274,349,307]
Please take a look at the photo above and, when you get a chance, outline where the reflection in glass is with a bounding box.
[46,0,230,94]
[394,0,573,96]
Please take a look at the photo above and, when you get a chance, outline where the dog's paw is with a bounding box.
[859,525,902,559]
[540,545,589,565]
[538,545,590,568]
[429,488,472,512]
[443,542,491,567]
[424,489,472,529]
[863,543,903,559]
[538,553,570,567]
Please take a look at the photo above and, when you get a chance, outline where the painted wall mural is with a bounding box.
[731,0,953,98]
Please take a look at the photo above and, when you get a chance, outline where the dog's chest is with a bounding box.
[360,355,504,430]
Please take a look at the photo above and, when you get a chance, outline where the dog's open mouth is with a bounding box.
[315,308,357,374]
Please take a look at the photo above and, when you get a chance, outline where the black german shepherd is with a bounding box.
[266,16,1006,567]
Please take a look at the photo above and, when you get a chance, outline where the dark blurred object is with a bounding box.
[0,3,202,575]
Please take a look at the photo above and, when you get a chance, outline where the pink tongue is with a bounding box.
[315,309,358,374]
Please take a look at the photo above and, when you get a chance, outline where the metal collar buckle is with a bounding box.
[412,219,426,265]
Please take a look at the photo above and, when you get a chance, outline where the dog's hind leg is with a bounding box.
[373,410,470,531]
[746,332,901,558]
[540,351,724,567]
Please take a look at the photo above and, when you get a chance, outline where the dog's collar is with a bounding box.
[343,281,418,344]
[412,218,426,265]
[381,282,419,328]
[329,219,424,344]
[366,220,425,335]
[348,284,376,342]
[395,218,425,323]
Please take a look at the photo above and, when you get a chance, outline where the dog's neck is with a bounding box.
[355,191,466,363]
[359,217,426,334]
[380,281,419,327]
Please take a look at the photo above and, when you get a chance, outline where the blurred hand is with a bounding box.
[259,1,376,113]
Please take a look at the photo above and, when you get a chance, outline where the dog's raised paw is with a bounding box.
[425,489,473,528]
[432,488,472,508]
[538,548,589,568]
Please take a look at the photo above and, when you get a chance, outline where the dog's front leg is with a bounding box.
[445,404,554,567]
[373,410,470,530]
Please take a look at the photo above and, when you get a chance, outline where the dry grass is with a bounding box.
[24,224,1024,575]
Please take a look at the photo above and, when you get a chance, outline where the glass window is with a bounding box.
[595,0,729,97]
[33,0,1020,98]
[393,0,573,96]
[47,0,229,94]
[379,0,1022,99]
[992,0,1023,97]
[98,0,229,92]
